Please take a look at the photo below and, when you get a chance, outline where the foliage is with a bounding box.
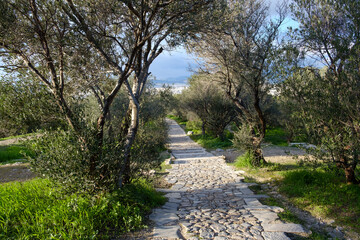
[0,76,64,138]
[187,0,287,165]
[278,0,360,183]
[264,127,288,146]
[280,169,360,233]
[232,124,256,153]
[232,151,266,168]
[27,83,171,192]
[180,73,236,138]
[26,129,111,192]
[127,120,168,181]
[0,145,33,164]
[190,134,233,150]
[0,178,166,239]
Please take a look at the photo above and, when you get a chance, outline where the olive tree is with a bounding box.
[188,0,287,165]
[181,73,236,139]
[0,0,213,190]
[280,0,360,184]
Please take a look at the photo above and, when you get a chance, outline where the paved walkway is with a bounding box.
[150,119,306,240]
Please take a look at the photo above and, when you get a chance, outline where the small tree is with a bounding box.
[181,73,236,139]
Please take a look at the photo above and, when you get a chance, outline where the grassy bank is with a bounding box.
[0,145,33,165]
[0,178,166,239]
[232,153,360,236]
[280,169,360,233]
[0,133,35,141]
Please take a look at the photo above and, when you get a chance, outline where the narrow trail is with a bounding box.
[150,119,306,240]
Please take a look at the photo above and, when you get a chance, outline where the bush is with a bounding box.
[27,129,122,192]
[128,120,168,180]
[186,120,202,132]
[0,178,166,239]
[233,151,255,168]
[232,125,254,152]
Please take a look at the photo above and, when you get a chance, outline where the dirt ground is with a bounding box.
[213,145,306,164]
[0,163,37,183]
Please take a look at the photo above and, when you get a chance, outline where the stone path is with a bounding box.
[150,119,306,240]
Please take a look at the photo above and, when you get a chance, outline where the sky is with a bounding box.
[149,47,197,90]
[150,0,299,90]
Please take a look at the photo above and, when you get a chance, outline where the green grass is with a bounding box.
[190,134,232,150]
[167,116,233,150]
[0,145,34,164]
[264,127,288,146]
[280,169,360,233]
[232,151,255,168]
[0,178,166,239]
[0,133,35,141]
[166,115,187,125]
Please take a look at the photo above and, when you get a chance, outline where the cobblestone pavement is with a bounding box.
[150,119,307,240]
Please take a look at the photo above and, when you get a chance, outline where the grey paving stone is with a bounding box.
[149,211,178,226]
[162,202,179,210]
[262,231,291,240]
[153,225,182,239]
[262,223,306,233]
[251,210,279,224]
[244,198,263,206]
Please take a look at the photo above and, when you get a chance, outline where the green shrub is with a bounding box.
[233,151,255,168]
[232,125,254,152]
[128,120,168,180]
[26,129,121,192]
[186,120,202,132]
[0,178,165,239]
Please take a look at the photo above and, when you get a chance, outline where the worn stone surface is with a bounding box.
[150,119,307,239]
[262,232,291,240]
[262,223,306,233]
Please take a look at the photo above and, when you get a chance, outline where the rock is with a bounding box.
[199,229,214,238]
[210,223,226,232]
